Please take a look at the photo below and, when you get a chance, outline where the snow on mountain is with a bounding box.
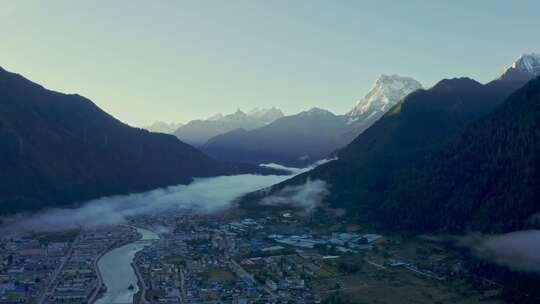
[202,106,346,166]
[497,53,540,83]
[206,113,224,121]
[207,108,283,124]
[173,108,283,146]
[248,107,284,124]
[347,74,423,124]
[144,121,184,134]
[508,53,540,74]
[219,109,251,123]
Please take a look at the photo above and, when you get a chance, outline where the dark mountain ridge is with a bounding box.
[382,76,540,233]
[203,107,351,166]
[239,74,531,233]
[0,67,279,214]
[203,75,423,167]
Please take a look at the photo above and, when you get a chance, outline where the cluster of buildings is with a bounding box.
[267,232,381,252]
[45,227,139,304]
[239,254,319,302]
[0,225,138,304]
[134,215,271,303]
[0,237,58,303]
[1,207,479,304]
[128,212,387,304]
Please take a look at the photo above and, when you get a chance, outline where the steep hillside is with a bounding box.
[240,75,528,223]
[344,75,422,141]
[204,75,421,166]
[382,76,540,233]
[0,67,272,214]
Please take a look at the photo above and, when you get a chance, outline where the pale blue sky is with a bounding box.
[1,0,539,126]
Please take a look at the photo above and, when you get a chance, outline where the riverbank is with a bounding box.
[132,260,146,304]
[94,227,159,304]
[90,226,140,304]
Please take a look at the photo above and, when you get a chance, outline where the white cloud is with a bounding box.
[1,159,336,232]
[459,230,540,274]
[259,179,329,213]
[1,174,289,232]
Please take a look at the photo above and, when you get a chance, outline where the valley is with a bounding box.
[2,56,540,303]
[1,207,516,304]
[1,3,540,303]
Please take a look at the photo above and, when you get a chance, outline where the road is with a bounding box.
[231,259,276,298]
[180,269,186,300]
[37,240,75,304]
[404,265,444,280]
[88,250,106,303]
[363,258,387,270]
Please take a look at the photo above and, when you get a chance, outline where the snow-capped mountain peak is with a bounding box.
[497,52,540,83]
[206,113,224,121]
[206,108,283,124]
[347,74,422,123]
[248,107,284,123]
[509,53,540,74]
[220,109,251,123]
[143,121,184,134]
[175,107,283,146]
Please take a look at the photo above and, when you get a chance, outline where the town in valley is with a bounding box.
[0,209,505,304]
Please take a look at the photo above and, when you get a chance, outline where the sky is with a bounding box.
[1,1,539,126]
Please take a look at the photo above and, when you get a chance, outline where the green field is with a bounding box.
[207,268,236,282]
[310,236,504,304]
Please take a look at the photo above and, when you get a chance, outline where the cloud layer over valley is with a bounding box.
[259,179,329,212]
[460,230,540,274]
[2,160,336,232]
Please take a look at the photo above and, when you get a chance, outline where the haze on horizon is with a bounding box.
[1,0,539,126]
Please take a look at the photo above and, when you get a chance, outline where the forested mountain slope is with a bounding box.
[0,67,276,214]
[382,76,540,233]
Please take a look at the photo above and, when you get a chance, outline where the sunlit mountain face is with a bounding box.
[202,75,422,167]
[497,53,540,84]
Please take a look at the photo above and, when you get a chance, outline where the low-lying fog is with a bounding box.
[4,157,540,276]
[460,230,540,274]
[2,160,335,232]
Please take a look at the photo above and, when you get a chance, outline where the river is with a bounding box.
[95,227,159,304]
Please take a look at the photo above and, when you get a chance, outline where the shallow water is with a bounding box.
[95,227,159,304]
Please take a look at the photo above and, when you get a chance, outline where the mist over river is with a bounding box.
[2,160,335,232]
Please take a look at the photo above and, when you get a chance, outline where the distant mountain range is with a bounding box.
[169,55,540,167]
[204,107,351,166]
[0,67,282,214]
[143,121,184,134]
[173,107,284,146]
[203,75,422,166]
[240,53,540,234]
